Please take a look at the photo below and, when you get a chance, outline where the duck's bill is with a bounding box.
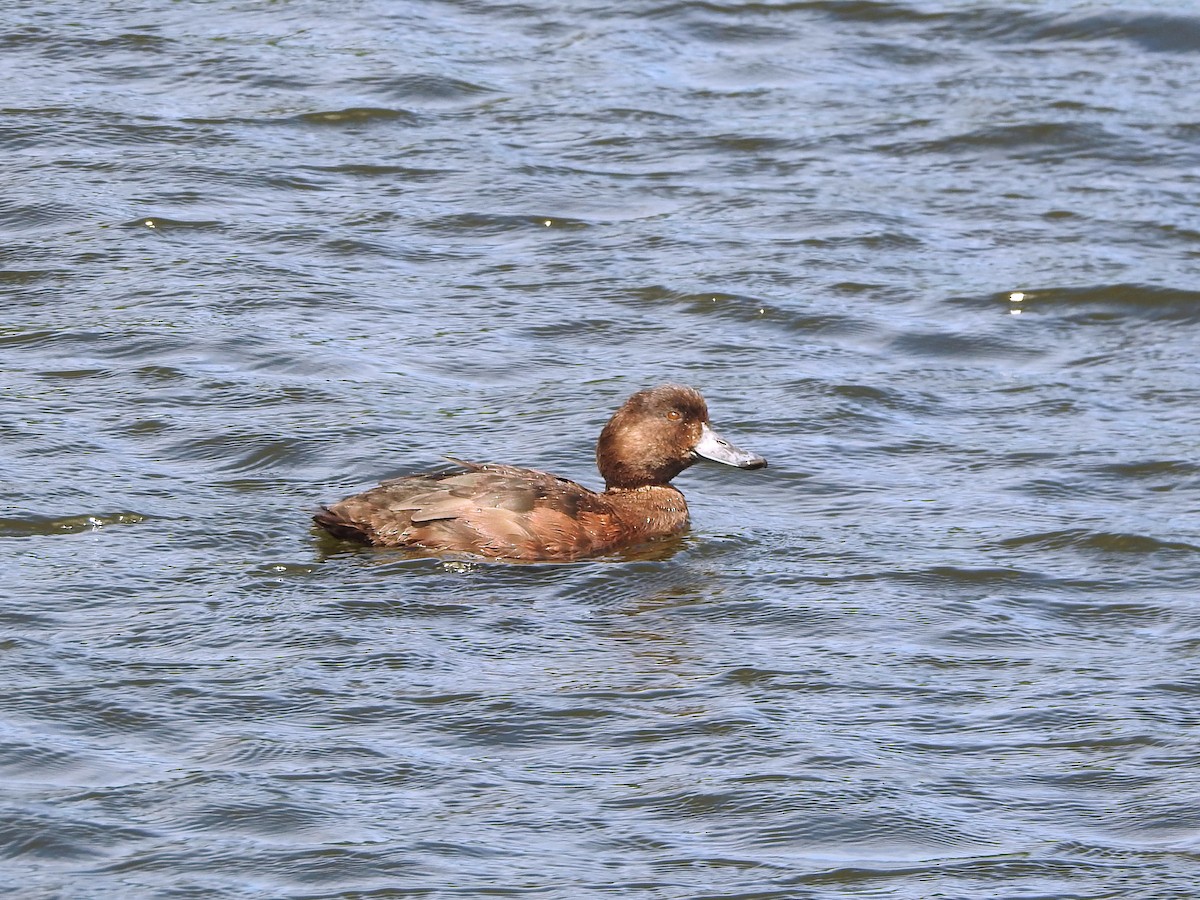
[693,422,767,469]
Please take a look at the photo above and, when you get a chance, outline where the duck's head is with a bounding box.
[596,384,766,490]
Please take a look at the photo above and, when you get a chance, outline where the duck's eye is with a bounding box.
[666,409,682,421]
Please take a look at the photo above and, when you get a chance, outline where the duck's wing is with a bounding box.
[314,463,624,560]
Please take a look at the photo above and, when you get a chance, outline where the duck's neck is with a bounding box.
[602,484,690,538]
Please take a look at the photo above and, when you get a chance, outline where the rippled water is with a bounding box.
[4,1,1200,897]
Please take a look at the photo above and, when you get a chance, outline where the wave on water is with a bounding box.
[291,107,420,127]
[119,217,222,232]
[0,512,146,538]
[953,285,1200,323]
[975,10,1200,54]
[883,122,1149,163]
[340,73,498,104]
[996,529,1199,555]
[694,3,1200,56]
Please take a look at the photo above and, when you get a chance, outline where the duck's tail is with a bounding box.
[312,506,371,543]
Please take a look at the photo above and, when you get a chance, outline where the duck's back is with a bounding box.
[314,461,632,561]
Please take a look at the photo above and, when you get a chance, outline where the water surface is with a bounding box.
[3,1,1200,897]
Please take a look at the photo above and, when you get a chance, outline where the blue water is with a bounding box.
[3,1,1200,897]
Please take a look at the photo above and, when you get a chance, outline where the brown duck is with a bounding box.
[313,384,766,561]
